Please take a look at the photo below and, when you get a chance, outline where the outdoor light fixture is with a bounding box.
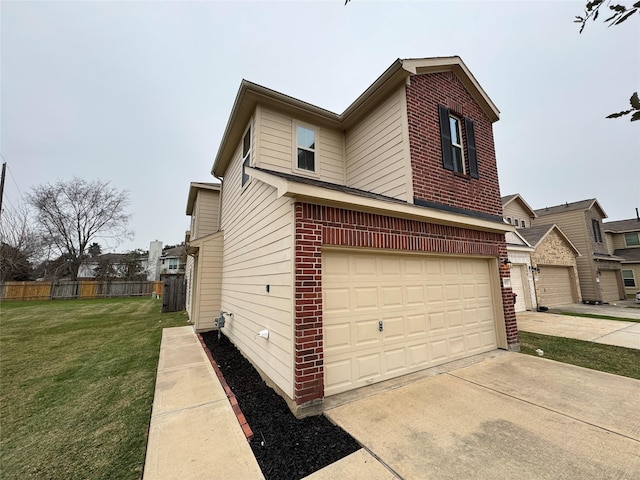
[503,259,512,266]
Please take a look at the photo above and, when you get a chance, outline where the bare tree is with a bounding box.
[27,178,133,280]
[0,204,41,281]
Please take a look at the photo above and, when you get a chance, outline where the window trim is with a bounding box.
[622,269,636,288]
[241,124,252,187]
[624,232,640,247]
[293,122,319,176]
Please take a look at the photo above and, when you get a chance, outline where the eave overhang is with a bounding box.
[248,167,514,235]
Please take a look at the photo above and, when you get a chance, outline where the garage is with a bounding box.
[322,250,499,396]
[537,266,575,307]
[599,270,622,303]
[510,264,528,312]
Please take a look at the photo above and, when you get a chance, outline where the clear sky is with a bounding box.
[2,1,639,254]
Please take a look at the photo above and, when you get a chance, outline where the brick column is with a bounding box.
[293,203,324,405]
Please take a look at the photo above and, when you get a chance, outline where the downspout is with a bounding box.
[215,175,224,232]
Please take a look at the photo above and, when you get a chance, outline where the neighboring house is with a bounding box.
[194,56,518,416]
[604,217,640,298]
[503,227,536,312]
[184,182,222,328]
[502,194,581,308]
[532,199,623,303]
[518,224,582,307]
[159,245,187,277]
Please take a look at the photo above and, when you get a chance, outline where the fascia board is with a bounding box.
[248,167,514,234]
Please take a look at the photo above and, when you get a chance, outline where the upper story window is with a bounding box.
[521,220,526,228]
[624,232,640,246]
[592,219,603,243]
[168,258,179,270]
[506,217,511,224]
[513,218,519,226]
[242,126,251,187]
[296,125,316,172]
[438,105,478,179]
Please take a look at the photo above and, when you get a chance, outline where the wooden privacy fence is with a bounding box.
[0,281,164,301]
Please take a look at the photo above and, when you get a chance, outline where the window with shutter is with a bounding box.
[438,105,478,178]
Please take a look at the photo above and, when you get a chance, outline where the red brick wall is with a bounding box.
[406,71,503,217]
[294,202,518,406]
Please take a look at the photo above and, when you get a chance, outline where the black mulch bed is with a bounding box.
[201,332,361,480]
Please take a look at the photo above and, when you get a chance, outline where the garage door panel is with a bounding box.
[323,252,499,396]
[537,266,574,307]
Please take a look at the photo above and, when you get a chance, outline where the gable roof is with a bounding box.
[534,198,607,219]
[212,56,500,177]
[518,223,581,256]
[603,218,640,233]
[186,182,220,215]
[501,194,537,218]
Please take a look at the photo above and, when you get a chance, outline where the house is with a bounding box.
[604,216,640,298]
[502,194,581,308]
[192,56,518,416]
[518,224,581,307]
[533,199,623,303]
[184,182,222,329]
[158,244,187,277]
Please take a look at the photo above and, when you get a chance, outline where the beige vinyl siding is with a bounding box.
[192,190,220,240]
[185,255,195,319]
[345,88,409,201]
[192,232,223,331]
[220,138,295,398]
[533,210,594,300]
[503,203,533,227]
[258,107,345,185]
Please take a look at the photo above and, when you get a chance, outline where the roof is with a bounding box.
[501,193,537,218]
[248,167,513,234]
[613,248,640,263]
[212,56,500,177]
[186,182,220,215]
[534,199,607,219]
[603,218,640,233]
[517,223,581,256]
[161,245,186,258]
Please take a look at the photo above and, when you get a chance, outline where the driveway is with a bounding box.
[517,304,640,350]
[323,354,640,479]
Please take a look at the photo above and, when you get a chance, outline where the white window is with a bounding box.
[521,220,526,228]
[622,270,636,287]
[242,126,251,186]
[449,116,465,174]
[513,218,519,226]
[168,258,179,270]
[507,217,512,224]
[296,125,316,172]
[624,232,640,246]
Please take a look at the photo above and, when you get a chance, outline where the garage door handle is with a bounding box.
[379,320,383,332]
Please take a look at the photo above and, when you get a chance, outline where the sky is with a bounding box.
[2,1,639,254]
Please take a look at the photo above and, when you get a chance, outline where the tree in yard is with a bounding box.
[27,178,133,281]
[575,1,640,121]
[88,242,102,258]
[116,250,146,281]
[0,204,41,282]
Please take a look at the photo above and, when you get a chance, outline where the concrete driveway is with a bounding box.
[517,304,640,350]
[323,354,640,479]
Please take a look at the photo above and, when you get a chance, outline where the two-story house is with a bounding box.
[194,56,518,417]
[502,194,581,308]
[184,182,222,329]
[604,216,640,298]
[533,199,623,303]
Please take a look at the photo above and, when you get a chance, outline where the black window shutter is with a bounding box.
[438,105,454,171]
[464,117,478,179]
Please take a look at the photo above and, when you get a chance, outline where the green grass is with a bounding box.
[519,331,640,380]
[553,311,640,323]
[0,298,188,480]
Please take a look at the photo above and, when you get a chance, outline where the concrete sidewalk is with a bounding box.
[517,311,640,349]
[143,326,263,480]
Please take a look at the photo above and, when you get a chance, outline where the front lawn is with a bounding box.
[519,331,640,380]
[0,298,187,480]
[554,311,640,323]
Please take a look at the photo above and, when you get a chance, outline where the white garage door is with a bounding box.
[600,270,621,303]
[323,251,498,396]
[510,264,527,313]
[537,266,574,307]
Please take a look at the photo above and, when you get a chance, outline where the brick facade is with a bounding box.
[294,202,518,406]
[406,72,503,218]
